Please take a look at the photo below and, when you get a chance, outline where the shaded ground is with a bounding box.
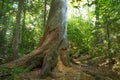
[16,54,120,80]
[16,59,94,80]
[1,54,120,80]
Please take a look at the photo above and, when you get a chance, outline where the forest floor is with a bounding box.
[15,54,120,80]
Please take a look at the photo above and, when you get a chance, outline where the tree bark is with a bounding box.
[12,0,24,59]
[94,0,100,47]
[20,3,26,50]
[1,0,71,79]
[43,0,47,28]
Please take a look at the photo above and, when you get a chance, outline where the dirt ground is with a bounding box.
[16,56,120,80]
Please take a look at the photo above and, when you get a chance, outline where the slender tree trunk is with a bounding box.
[87,0,90,22]
[0,0,4,17]
[106,24,110,50]
[20,4,26,49]
[1,0,4,11]
[43,0,47,28]
[0,0,7,53]
[12,0,24,59]
[95,0,99,28]
[106,21,111,58]
[1,0,71,79]
[94,0,100,47]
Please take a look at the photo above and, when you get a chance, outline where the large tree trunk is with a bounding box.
[1,0,71,78]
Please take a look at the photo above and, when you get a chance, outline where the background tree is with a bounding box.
[12,0,24,59]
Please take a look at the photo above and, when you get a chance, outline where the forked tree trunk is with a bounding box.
[1,0,71,78]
